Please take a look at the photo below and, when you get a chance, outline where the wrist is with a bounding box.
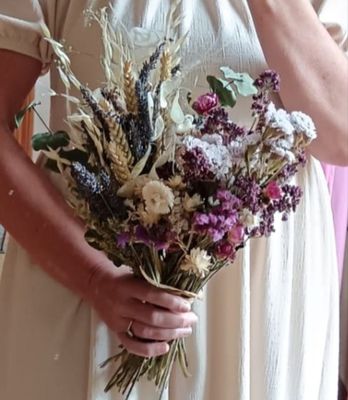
[85,259,130,306]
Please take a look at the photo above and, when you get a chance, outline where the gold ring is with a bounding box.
[126,320,135,338]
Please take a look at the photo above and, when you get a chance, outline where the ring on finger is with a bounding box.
[126,320,135,338]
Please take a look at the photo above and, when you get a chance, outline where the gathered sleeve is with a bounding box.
[0,0,54,72]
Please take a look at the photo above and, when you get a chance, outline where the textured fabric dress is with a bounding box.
[0,1,346,399]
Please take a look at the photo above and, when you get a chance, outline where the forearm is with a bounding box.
[0,126,117,302]
[248,0,348,165]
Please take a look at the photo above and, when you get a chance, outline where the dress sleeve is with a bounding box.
[0,0,53,72]
[312,0,348,54]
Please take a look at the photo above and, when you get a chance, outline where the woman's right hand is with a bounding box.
[89,265,198,357]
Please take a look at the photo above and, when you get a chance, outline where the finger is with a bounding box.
[123,299,198,329]
[132,282,192,313]
[118,333,170,358]
[131,321,193,342]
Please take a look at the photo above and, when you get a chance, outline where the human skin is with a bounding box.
[0,1,347,357]
[248,0,348,165]
[0,51,196,358]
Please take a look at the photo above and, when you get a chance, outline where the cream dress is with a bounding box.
[0,1,346,399]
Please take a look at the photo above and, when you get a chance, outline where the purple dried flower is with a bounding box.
[193,190,241,242]
[181,147,215,181]
[117,232,131,249]
[254,70,280,93]
[234,176,262,214]
[135,223,176,250]
[252,70,281,131]
[201,108,247,142]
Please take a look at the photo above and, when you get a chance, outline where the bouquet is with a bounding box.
[27,4,316,399]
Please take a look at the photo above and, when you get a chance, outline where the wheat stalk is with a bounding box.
[108,140,131,184]
[160,50,172,81]
[123,61,138,114]
[106,116,134,166]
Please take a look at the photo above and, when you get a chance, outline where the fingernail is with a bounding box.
[180,301,191,312]
[182,327,192,337]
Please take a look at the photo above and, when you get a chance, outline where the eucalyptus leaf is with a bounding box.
[207,76,237,108]
[32,131,70,151]
[220,67,257,96]
[14,101,37,129]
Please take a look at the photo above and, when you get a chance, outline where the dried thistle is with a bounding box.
[123,61,138,114]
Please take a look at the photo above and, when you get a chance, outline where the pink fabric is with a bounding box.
[322,163,348,286]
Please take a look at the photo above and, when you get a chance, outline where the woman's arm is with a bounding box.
[248,0,348,165]
[0,50,195,357]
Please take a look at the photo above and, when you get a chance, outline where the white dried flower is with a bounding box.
[177,115,194,133]
[142,181,174,215]
[290,111,317,141]
[264,137,296,163]
[201,133,223,146]
[265,102,294,136]
[228,140,246,160]
[183,193,202,212]
[271,147,296,163]
[241,209,260,229]
[182,135,232,179]
[228,133,261,162]
[180,248,212,278]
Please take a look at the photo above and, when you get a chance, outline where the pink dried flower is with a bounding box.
[215,241,236,260]
[192,93,219,114]
[265,181,282,200]
[228,224,244,244]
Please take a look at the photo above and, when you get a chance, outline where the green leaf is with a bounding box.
[220,67,258,97]
[207,76,237,108]
[32,131,70,151]
[14,101,37,129]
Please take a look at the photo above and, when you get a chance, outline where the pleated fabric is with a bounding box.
[0,1,343,399]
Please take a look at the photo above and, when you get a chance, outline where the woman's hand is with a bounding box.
[89,266,197,357]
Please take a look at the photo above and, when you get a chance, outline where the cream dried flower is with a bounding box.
[167,175,186,190]
[142,181,175,215]
[180,248,212,278]
[138,204,160,227]
[118,175,151,198]
[241,209,260,229]
[183,193,203,213]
